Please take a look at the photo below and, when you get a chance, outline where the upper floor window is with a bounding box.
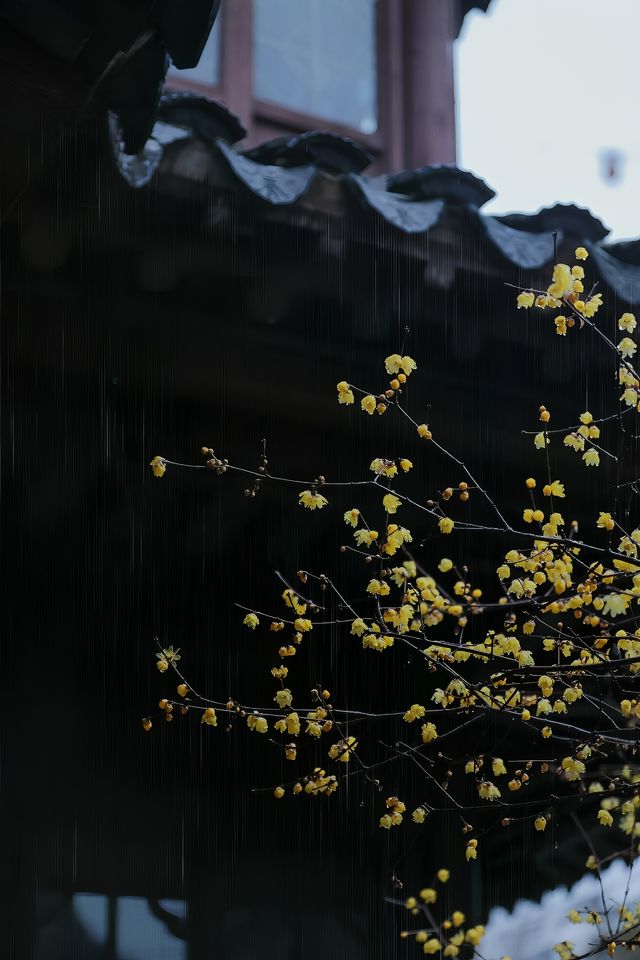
[165,0,466,173]
[253,0,378,134]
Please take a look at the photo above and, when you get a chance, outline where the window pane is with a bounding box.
[254,0,377,133]
[169,16,221,87]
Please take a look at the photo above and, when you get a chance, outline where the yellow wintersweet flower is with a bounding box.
[361,394,377,414]
[563,686,582,704]
[354,528,377,546]
[466,926,484,946]
[508,579,526,598]
[400,356,417,375]
[517,291,535,309]
[534,816,547,832]
[575,247,588,260]
[597,809,614,827]
[492,757,507,777]
[497,564,510,580]
[343,508,360,527]
[478,781,501,802]
[417,423,432,439]
[439,517,454,534]
[438,558,453,573]
[542,726,552,738]
[619,337,637,359]
[547,263,574,298]
[282,589,307,614]
[150,456,167,478]
[399,458,413,472]
[328,736,357,762]
[201,707,217,727]
[383,525,412,554]
[366,578,391,596]
[420,888,437,903]
[299,490,328,510]
[243,613,259,629]
[543,480,565,498]
[403,703,426,722]
[534,432,548,450]
[619,535,638,557]
[370,457,397,477]
[285,712,301,735]
[555,316,567,336]
[555,943,575,960]
[383,493,402,514]
[583,448,600,467]
[561,756,586,781]
[336,381,354,405]
[538,674,553,696]
[294,617,312,632]
[384,354,402,374]
[619,312,637,332]
[585,294,603,317]
[412,807,426,823]
[620,364,638,386]
[597,512,615,531]
[437,868,450,883]
[385,354,417,376]
[564,433,585,452]
[162,646,181,664]
[465,839,478,861]
[603,593,630,617]
[274,688,293,709]
[421,722,438,743]
[247,715,268,733]
[423,939,442,955]
[542,511,564,537]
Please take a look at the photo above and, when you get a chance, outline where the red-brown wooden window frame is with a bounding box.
[165,0,405,171]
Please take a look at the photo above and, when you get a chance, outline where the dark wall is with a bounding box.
[2,144,624,959]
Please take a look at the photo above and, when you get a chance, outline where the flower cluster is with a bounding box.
[144,247,640,960]
[399,870,486,956]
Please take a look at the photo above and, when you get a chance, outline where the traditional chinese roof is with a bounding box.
[458,1,494,34]
[116,93,640,306]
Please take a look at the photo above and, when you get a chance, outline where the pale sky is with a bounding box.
[455,0,640,240]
